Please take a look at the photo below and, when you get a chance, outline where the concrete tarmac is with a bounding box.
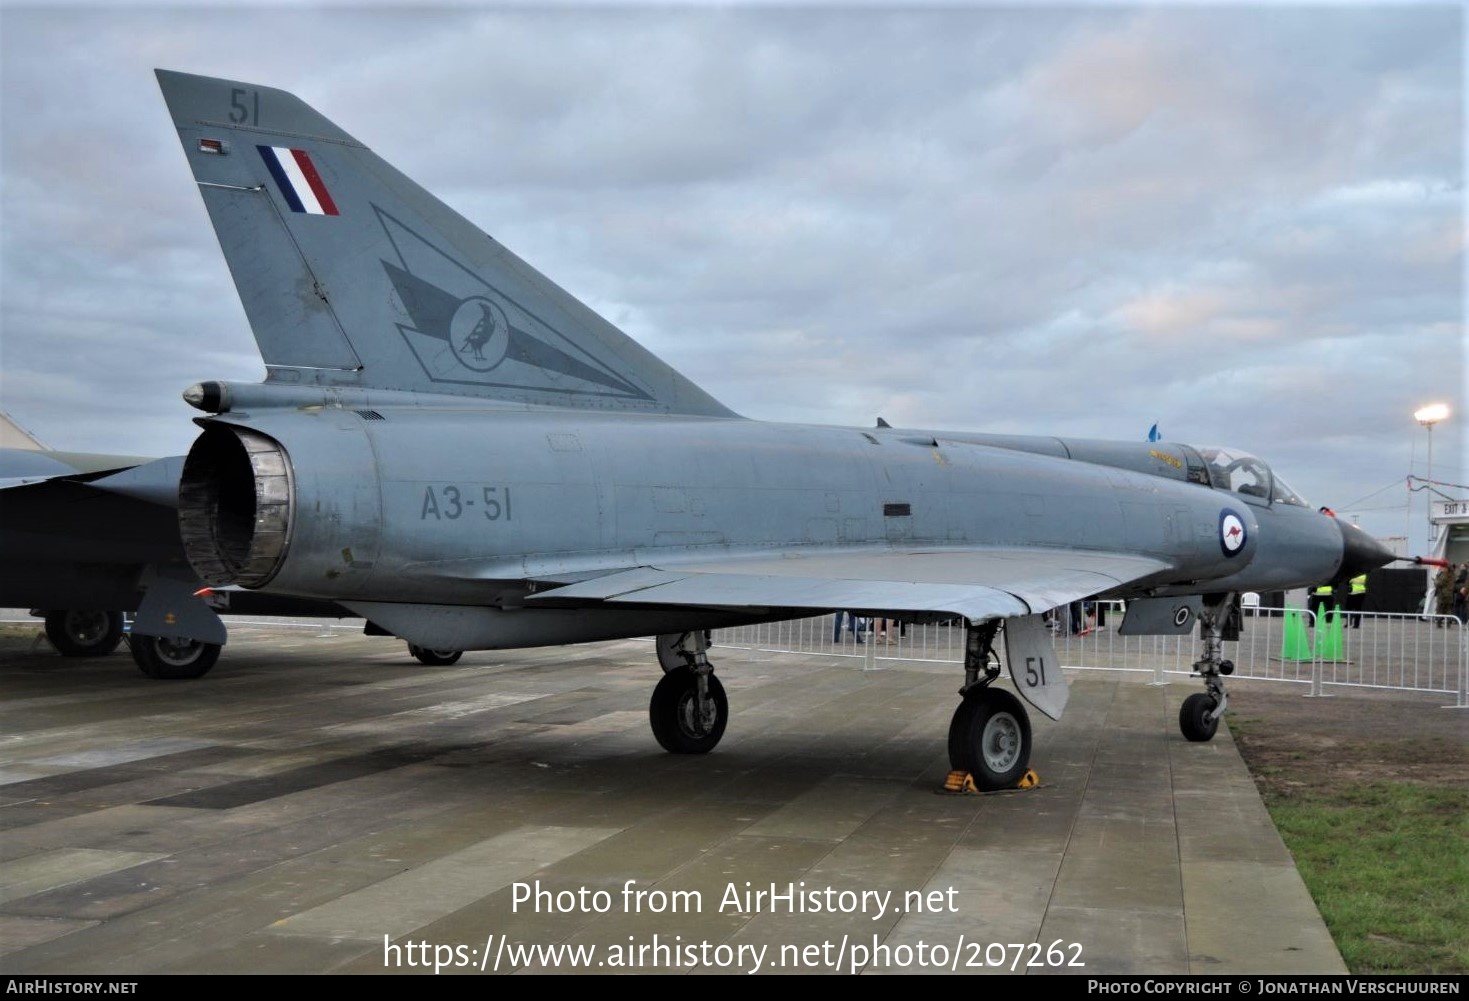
[0,624,1345,975]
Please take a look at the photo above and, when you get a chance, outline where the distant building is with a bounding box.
[1430,499,1469,566]
[1421,500,1469,615]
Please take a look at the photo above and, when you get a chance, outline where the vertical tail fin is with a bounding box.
[155,69,735,417]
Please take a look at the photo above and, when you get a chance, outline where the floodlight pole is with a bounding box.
[1414,403,1450,556]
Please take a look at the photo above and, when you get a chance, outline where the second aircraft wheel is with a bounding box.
[408,644,463,666]
[44,610,125,657]
[947,688,1032,790]
[649,667,727,754]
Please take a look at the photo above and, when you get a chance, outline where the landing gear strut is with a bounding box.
[650,631,727,754]
[1180,594,1236,742]
[947,621,1032,790]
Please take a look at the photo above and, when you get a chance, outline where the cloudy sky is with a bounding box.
[0,2,1462,547]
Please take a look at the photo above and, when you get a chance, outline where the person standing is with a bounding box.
[833,611,865,644]
[1308,582,1335,620]
[1433,565,1456,626]
[1346,573,1367,628]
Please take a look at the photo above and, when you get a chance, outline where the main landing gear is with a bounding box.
[130,633,221,679]
[650,631,727,754]
[408,644,463,666]
[43,610,125,657]
[1180,594,1235,742]
[948,621,1032,790]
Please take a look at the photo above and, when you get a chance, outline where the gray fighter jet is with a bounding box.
[0,444,225,675]
[0,442,358,676]
[152,70,1397,788]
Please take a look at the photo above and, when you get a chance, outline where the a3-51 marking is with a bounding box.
[421,485,513,521]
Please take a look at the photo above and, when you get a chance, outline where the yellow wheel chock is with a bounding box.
[941,768,1040,794]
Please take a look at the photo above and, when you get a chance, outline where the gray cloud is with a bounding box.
[0,3,1461,546]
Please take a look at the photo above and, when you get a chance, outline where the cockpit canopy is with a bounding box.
[1196,446,1308,508]
[908,432,1312,509]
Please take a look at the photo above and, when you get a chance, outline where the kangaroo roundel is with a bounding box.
[1219,509,1247,557]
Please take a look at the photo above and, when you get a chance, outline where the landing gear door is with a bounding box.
[1004,614,1068,721]
[1119,596,1203,636]
[133,564,227,645]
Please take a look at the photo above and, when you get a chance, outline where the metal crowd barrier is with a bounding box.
[715,605,1469,708]
[7,605,1465,708]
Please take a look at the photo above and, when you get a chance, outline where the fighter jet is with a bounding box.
[152,69,1398,789]
[0,439,360,676]
[0,441,225,675]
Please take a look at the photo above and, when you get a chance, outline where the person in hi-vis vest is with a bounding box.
[1345,573,1367,629]
[1308,582,1336,620]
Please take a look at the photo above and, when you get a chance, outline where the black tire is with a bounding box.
[408,644,463,666]
[947,688,1032,790]
[43,610,125,657]
[1179,693,1220,742]
[130,634,221,680]
[947,696,979,773]
[649,668,727,754]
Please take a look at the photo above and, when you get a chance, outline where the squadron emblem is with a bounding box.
[377,207,651,401]
[449,297,510,372]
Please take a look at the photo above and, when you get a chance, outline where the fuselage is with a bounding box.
[179,400,1359,619]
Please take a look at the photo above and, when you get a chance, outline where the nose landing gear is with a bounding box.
[1180,594,1236,742]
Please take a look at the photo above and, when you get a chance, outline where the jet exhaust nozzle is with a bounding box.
[178,424,293,587]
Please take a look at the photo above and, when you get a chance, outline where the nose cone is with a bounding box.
[1334,520,1397,582]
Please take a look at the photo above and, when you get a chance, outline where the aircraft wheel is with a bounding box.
[408,644,463,666]
[44,610,125,657]
[1178,693,1220,742]
[947,688,1031,790]
[649,668,727,754]
[130,634,221,680]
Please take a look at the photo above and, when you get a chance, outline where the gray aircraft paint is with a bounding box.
[152,70,1396,711]
[188,408,1263,602]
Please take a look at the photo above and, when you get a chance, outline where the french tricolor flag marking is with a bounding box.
[257,145,339,216]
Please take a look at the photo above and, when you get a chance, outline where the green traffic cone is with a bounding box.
[1316,604,1344,661]
[1280,608,1312,660]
